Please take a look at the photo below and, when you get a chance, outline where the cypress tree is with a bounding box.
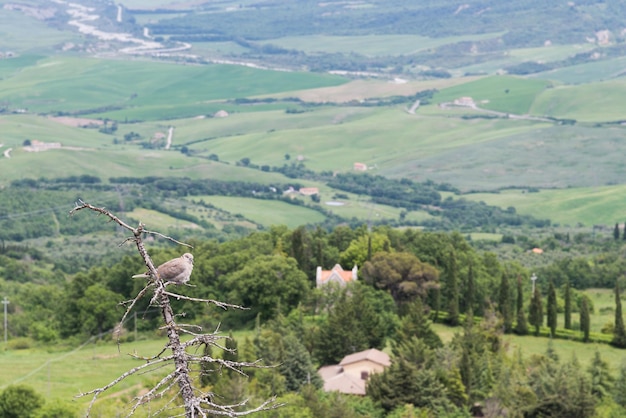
[498,273,513,333]
[547,280,557,337]
[446,248,460,326]
[200,343,219,387]
[564,281,572,330]
[614,223,620,240]
[612,282,626,348]
[588,349,614,398]
[466,262,475,321]
[515,275,528,335]
[396,298,442,349]
[223,332,239,375]
[580,296,590,342]
[529,286,543,336]
[614,361,626,407]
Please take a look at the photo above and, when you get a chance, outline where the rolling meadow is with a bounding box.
[3,0,626,416]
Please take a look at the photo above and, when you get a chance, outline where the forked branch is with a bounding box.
[70,201,282,417]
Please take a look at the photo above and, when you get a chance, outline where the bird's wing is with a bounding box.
[157,258,184,280]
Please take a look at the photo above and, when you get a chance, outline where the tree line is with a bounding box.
[5,222,626,415]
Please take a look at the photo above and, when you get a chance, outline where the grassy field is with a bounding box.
[530,55,626,85]
[0,328,254,416]
[462,185,626,227]
[268,32,505,57]
[431,75,553,114]
[193,196,327,229]
[1,49,626,227]
[0,10,79,54]
[531,77,626,121]
[432,322,625,369]
[0,56,348,117]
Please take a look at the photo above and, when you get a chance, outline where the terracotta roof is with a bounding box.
[318,264,355,285]
[339,349,390,367]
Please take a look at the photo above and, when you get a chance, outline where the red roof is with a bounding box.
[318,264,355,285]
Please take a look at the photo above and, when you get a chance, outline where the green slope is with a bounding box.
[0,56,347,118]
[531,78,626,122]
[432,76,552,114]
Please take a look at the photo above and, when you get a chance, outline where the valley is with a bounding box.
[2,1,626,417]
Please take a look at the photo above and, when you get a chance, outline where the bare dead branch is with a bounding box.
[162,291,249,310]
[70,201,281,417]
[141,228,193,248]
[77,355,174,414]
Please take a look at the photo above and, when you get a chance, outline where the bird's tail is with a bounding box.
[132,273,150,279]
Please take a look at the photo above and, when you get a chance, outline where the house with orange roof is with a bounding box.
[318,348,390,395]
[316,264,358,288]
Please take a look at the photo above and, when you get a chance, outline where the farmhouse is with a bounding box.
[23,140,61,152]
[299,187,319,196]
[353,162,367,171]
[316,264,358,288]
[453,96,475,107]
[318,348,390,395]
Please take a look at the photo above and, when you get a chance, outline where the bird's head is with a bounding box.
[182,253,194,265]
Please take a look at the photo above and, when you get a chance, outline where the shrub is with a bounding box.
[6,337,33,350]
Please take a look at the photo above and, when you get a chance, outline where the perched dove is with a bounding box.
[132,253,194,285]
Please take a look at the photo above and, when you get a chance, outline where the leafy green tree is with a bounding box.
[515,275,528,335]
[316,284,389,364]
[59,271,97,337]
[564,281,572,330]
[395,298,442,349]
[280,333,322,391]
[361,251,439,307]
[339,232,391,268]
[498,273,513,333]
[580,295,591,342]
[547,280,557,337]
[615,223,620,240]
[529,286,543,336]
[328,225,362,253]
[0,384,44,418]
[614,360,626,407]
[612,282,626,348]
[367,337,456,414]
[526,354,596,417]
[77,284,123,336]
[33,399,77,418]
[588,350,614,399]
[455,310,502,404]
[226,254,310,323]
